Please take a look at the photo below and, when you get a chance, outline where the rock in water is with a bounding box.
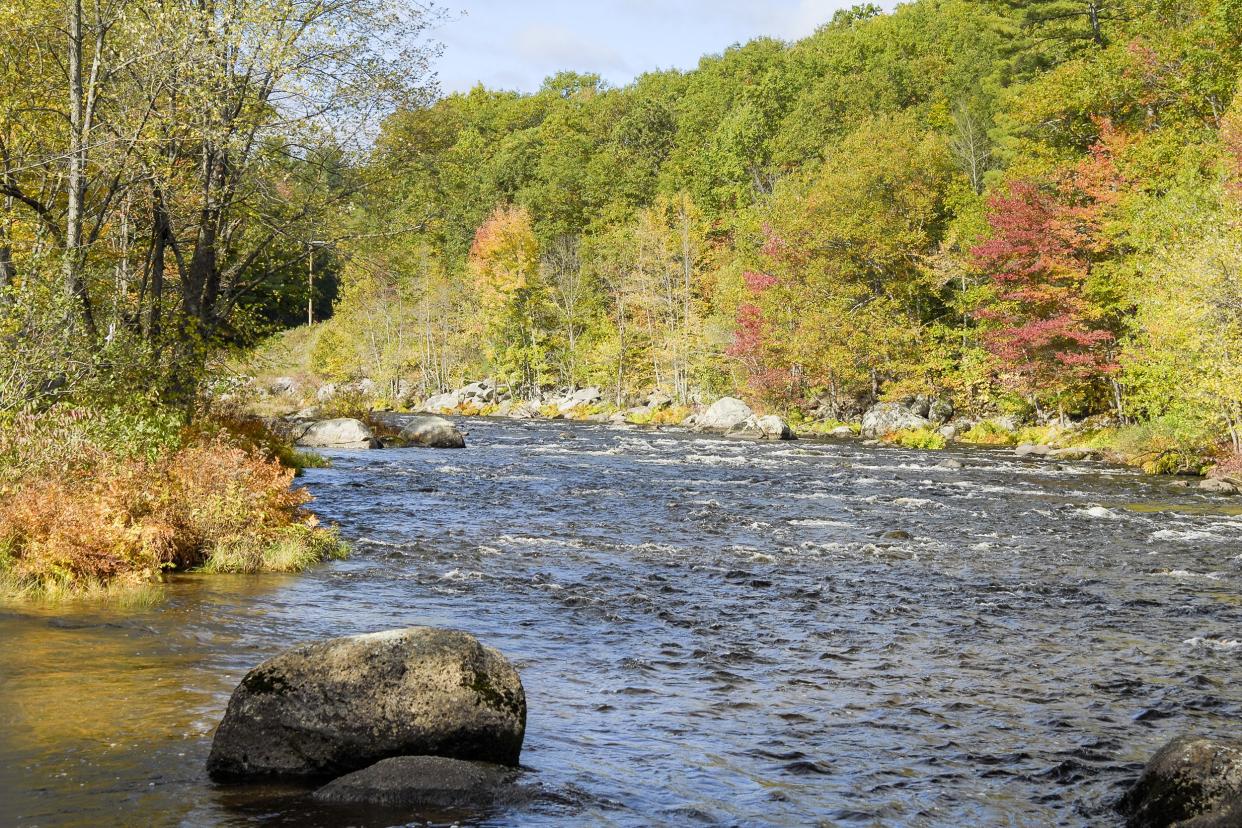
[295,418,377,449]
[860,403,931,437]
[1199,478,1239,495]
[398,416,466,449]
[732,414,794,440]
[698,397,754,431]
[1119,737,1242,827]
[207,628,526,781]
[313,756,529,809]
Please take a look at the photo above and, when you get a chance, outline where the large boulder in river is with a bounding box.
[1119,736,1242,827]
[313,756,528,809]
[733,414,795,440]
[206,627,526,781]
[698,397,754,431]
[398,416,466,449]
[295,418,377,449]
[861,402,930,437]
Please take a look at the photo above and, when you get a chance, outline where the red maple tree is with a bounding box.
[973,130,1125,410]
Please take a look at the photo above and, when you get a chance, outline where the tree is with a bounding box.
[972,134,1124,416]
[0,0,442,408]
[541,235,592,388]
[468,205,548,397]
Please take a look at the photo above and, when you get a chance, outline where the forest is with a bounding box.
[309,0,1242,458]
[2,0,1242,595]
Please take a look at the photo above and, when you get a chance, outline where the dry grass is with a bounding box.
[0,408,345,599]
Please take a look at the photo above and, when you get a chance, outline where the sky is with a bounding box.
[430,0,894,95]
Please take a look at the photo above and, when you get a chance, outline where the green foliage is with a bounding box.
[959,420,1020,446]
[886,428,948,450]
[294,0,1242,471]
[1083,416,1219,475]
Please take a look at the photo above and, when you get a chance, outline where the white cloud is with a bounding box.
[514,23,631,73]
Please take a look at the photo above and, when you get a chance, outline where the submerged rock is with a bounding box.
[697,397,754,431]
[1119,736,1242,828]
[860,403,930,437]
[1199,478,1239,495]
[398,416,466,449]
[207,627,526,781]
[295,418,377,449]
[312,756,530,809]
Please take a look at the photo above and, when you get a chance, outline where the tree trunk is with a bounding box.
[1087,1,1104,45]
[0,209,14,304]
[64,0,95,335]
[147,193,170,344]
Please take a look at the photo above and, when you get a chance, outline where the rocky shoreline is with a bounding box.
[240,376,1240,495]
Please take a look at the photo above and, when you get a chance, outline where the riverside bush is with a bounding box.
[1083,416,1218,475]
[959,421,1019,446]
[0,406,345,599]
[885,428,947,450]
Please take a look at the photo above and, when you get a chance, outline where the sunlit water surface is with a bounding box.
[3,418,1241,827]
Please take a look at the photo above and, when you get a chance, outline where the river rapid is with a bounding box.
[3,418,1241,827]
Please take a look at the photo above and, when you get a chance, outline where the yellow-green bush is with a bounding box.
[959,421,1018,446]
[884,428,947,450]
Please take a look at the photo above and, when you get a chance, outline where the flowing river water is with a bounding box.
[3,418,1242,827]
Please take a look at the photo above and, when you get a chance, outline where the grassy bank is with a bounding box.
[0,405,346,601]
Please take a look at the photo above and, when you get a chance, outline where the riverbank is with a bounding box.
[233,364,1242,496]
[0,406,346,601]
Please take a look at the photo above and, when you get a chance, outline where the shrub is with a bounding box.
[1083,416,1216,475]
[884,428,947,450]
[0,407,345,599]
[796,419,856,436]
[207,414,329,473]
[959,420,1019,446]
[318,387,373,420]
[627,404,691,426]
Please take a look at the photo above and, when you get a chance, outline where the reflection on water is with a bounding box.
[2,419,1241,827]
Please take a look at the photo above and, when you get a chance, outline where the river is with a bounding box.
[3,418,1241,827]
